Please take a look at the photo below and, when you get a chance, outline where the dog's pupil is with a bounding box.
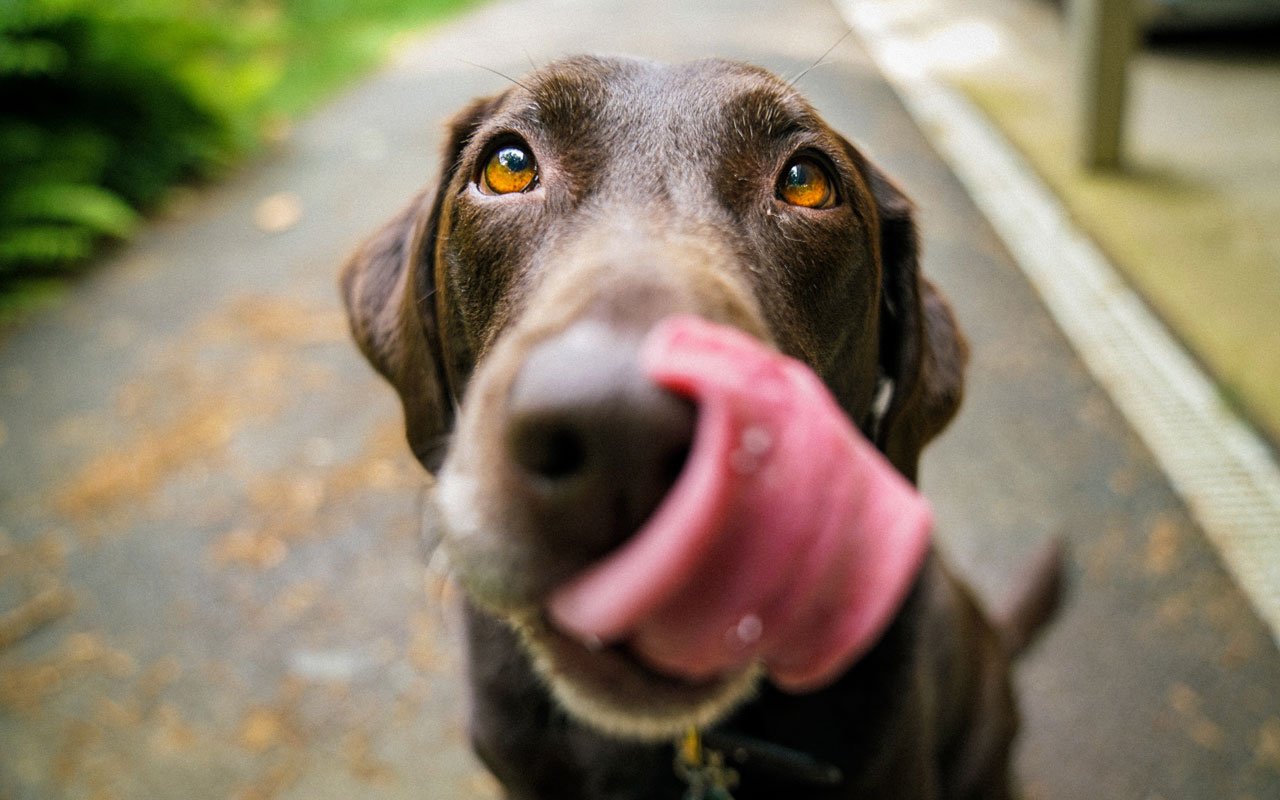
[785,162,820,194]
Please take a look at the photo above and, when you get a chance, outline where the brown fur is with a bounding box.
[341,56,1058,799]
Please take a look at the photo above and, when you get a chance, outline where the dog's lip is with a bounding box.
[538,611,730,690]
[505,604,764,741]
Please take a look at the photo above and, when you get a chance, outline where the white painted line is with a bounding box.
[837,0,1280,642]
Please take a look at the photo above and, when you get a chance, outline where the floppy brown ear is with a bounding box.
[864,162,968,483]
[340,96,502,471]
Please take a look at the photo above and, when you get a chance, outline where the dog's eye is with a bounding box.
[481,144,537,194]
[777,157,836,209]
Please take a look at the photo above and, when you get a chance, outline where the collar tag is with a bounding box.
[675,728,739,800]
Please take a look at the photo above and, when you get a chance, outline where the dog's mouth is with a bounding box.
[506,609,764,741]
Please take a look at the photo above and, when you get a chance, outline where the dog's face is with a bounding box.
[343,56,965,739]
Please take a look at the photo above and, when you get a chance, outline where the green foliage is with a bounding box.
[0,0,473,313]
[0,0,260,289]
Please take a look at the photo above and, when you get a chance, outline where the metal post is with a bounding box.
[1072,0,1138,171]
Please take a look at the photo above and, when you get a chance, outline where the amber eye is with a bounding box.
[777,157,836,209]
[481,143,537,195]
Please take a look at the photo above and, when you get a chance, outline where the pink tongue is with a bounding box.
[547,316,932,691]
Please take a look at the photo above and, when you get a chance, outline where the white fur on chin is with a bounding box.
[508,611,765,742]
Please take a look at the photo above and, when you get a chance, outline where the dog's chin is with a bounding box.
[502,610,762,742]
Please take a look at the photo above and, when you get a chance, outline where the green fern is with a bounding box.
[0,0,475,311]
[2,183,138,238]
[0,34,66,76]
[0,225,95,273]
[0,0,254,292]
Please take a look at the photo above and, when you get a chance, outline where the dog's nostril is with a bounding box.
[511,419,588,481]
[660,442,691,487]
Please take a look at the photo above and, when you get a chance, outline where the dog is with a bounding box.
[341,55,1060,800]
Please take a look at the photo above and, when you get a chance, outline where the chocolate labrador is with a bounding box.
[341,55,1060,800]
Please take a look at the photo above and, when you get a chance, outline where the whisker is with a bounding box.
[788,28,854,87]
[416,478,456,629]
[458,58,534,92]
[416,480,443,563]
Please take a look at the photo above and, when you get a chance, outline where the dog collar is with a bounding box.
[676,727,844,797]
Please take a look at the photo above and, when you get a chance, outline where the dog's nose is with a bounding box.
[505,322,695,560]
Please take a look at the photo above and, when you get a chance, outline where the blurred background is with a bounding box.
[2,0,1278,798]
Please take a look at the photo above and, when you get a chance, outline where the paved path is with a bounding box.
[2,0,1277,798]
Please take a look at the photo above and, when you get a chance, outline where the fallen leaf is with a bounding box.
[344,730,396,784]
[1168,682,1199,715]
[210,528,288,570]
[55,403,236,520]
[0,581,75,649]
[222,296,346,345]
[238,708,285,752]
[232,756,305,800]
[1257,717,1280,772]
[1189,718,1226,751]
[150,704,198,755]
[276,581,320,618]
[1144,516,1179,576]
[253,192,302,233]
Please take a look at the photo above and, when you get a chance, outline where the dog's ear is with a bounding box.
[340,95,502,471]
[863,161,968,483]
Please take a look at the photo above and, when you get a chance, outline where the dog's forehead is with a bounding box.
[502,56,823,144]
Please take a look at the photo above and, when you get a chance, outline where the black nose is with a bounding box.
[505,323,696,561]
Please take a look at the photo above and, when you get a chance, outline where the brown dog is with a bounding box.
[342,55,1058,800]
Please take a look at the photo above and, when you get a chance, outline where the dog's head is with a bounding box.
[342,56,966,739]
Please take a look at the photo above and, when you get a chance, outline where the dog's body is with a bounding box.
[342,56,1058,799]
[464,557,1023,800]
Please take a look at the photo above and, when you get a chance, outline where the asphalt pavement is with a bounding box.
[1,0,1277,798]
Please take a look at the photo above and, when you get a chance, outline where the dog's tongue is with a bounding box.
[547,316,932,691]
